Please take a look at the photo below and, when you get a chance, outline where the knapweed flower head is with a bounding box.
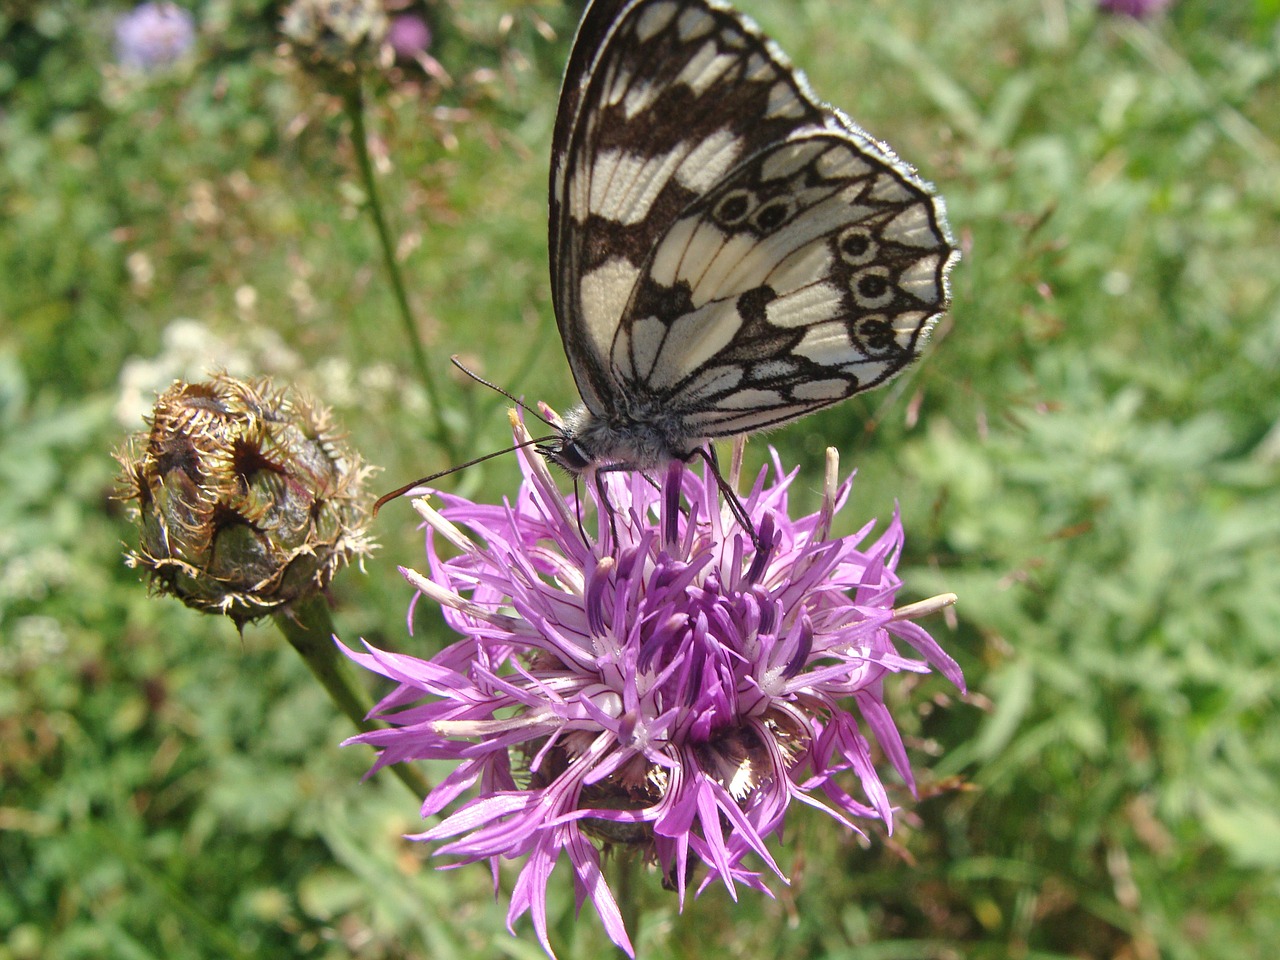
[114,2,196,71]
[388,13,432,63]
[344,413,962,958]
[115,374,376,627]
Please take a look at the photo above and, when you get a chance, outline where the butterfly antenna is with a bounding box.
[373,433,555,515]
[450,356,559,430]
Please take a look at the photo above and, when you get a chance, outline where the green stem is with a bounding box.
[344,79,458,463]
[608,850,643,956]
[275,594,431,799]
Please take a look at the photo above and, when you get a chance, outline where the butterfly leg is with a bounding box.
[590,465,627,550]
[571,473,592,548]
[589,464,671,551]
[688,445,761,550]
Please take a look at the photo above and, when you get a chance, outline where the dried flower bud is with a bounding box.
[281,0,390,75]
[115,375,375,626]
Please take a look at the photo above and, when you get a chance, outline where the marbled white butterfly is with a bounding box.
[377,0,956,529]
[539,0,957,480]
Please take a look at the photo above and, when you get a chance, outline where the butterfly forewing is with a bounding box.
[548,0,955,469]
[551,0,830,410]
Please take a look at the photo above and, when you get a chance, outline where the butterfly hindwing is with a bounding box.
[612,128,953,436]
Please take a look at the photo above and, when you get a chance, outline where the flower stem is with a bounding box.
[609,850,643,956]
[344,79,458,463]
[274,595,431,799]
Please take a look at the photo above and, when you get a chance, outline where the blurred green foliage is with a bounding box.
[3,0,1279,957]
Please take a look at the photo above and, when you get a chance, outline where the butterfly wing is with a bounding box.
[550,0,955,437]
[550,0,828,416]
[613,127,955,437]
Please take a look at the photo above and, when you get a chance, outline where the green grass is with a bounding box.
[3,0,1279,957]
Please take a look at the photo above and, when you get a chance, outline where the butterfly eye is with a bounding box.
[543,436,593,473]
[837,226,879,266]
[713,189,757,226]
[751,197,795,233]
[850,267,895,309]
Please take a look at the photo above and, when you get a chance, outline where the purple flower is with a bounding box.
[343,415,962,957]
[114,3,196,71]
[388,13,432,62]
[1099,0,1172,18]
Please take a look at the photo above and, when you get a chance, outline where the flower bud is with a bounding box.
[115,375,375,626]
[281,0,390,75]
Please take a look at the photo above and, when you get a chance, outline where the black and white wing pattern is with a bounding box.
[546,0,956,470]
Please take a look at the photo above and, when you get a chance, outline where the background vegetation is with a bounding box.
[3,0,1279,957]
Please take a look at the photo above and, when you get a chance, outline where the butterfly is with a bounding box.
[538,0,957,487]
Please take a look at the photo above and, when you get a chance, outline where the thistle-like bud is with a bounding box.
[115,375,375,627]
[281,0,390,75]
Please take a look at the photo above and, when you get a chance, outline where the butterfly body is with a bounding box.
[541,398,706,475]
[544,0,956,478]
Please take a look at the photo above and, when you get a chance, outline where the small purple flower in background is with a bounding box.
[387,13,432,63]
[1099,0,1172,18]
[114,2,196,71]
[344,414,962,958]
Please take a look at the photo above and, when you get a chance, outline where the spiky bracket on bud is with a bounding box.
[115,375,376,627]
[280,0,391,77]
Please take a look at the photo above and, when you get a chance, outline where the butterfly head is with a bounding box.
[538,432,594,475]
